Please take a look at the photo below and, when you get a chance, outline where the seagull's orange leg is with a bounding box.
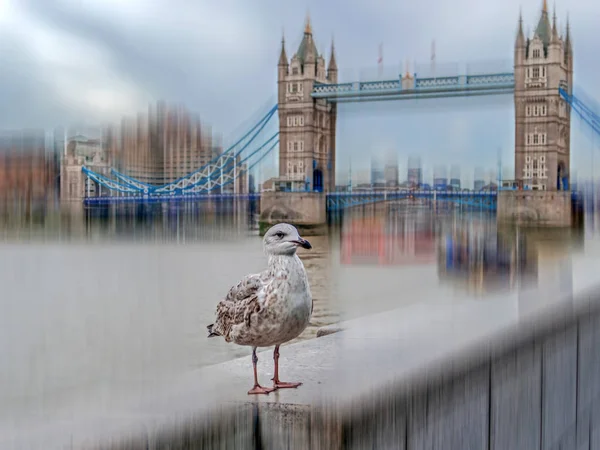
[248,347,276,395]
[272,345,302,389]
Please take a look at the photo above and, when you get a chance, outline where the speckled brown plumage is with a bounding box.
[207,224,313,348]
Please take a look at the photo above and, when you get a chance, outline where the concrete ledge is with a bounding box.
[316,323,344,337]
[3,258,600,449]
[259,192,326,236]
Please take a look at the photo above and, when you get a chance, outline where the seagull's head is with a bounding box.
[263,223,312,256]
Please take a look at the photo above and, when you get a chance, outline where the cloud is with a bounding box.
[0,0,598,180]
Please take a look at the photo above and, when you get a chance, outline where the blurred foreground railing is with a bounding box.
[4,277,600,449]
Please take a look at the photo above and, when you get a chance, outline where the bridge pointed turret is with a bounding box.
[534,0,552,50]
[551,6,560,43]
[279,34,288,67]
[515,9,525,47]
[564,15,573,66]
[304,12,312,34]
[296,11,318,72]
[565,16,572,51]
[514,10,526,67]
[327,37,338,82]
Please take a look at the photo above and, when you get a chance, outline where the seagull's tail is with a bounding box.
[207,323,221,338]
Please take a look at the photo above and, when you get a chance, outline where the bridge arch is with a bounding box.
[313,168,323,192]
[557,160,568,190]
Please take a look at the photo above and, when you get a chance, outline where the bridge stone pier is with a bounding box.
[259,191,326,235]
[498,190,572,226]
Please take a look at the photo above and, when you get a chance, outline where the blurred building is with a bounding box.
[82,101,248,198]
[433,164,448,190]
[450,164,461,190]
[384,153,399,187]
[407,156,422,187]
[0,129,56,208]
[61,135,109,200]
[474,166,485,191]
[370,155,385,188]
[107,102,216,184]
[52,127,66,197]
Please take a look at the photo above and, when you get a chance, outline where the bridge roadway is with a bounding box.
[312,72,516,103]
[3,247,600,449]
[83,190,500,212]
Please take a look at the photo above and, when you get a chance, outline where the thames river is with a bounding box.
[0,201,593,423]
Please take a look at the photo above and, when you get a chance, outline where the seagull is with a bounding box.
[207,223,313,395]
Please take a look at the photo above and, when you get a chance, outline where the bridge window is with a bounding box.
[288,83,303,94]
[287,140,304,152]
[542,67,546,77]
[532,67,540,78]
[292,68,299,75]
[528,103,547,117]
[527,132,547,146]
[287,116,304,127]
[533,49,541,58]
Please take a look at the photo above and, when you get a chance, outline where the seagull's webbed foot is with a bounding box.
[272,380,302,389]
[247,347,275,395]
[248,384,276,395]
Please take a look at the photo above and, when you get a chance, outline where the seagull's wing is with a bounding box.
[224,273,263,303]
[212,273,265,341]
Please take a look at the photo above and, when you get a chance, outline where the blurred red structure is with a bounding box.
[0,130,56,209]
[341,217,436,265]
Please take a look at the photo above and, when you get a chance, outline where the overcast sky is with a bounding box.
[0,0,598,184]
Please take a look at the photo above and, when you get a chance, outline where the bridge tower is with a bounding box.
[277,16,337,192]
[514,0,573,191]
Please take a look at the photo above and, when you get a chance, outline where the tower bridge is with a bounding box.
[79,1,599,231]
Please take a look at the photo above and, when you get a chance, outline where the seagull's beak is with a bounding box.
[292,237,312,249]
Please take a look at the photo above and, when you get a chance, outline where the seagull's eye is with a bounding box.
[275,232,285,239]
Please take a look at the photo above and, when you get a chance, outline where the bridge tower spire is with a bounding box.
[513,2,572,192]
[276,17,337,193]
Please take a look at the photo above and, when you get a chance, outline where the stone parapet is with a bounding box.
[497,190,572,227]
[259,191,326,235]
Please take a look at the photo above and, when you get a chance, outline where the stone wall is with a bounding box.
[259,192,326,235]
[101,290,600,450]
[497,190,572,227]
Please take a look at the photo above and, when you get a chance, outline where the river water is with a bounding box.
[0,201,596,423]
